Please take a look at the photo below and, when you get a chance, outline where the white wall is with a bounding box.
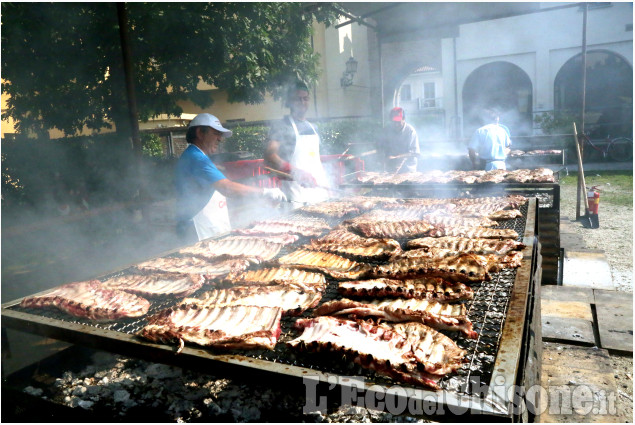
[456,3,632,112]
[322,19,373,119]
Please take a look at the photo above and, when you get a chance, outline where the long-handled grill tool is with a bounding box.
[264,167,346,194]
[573,123,594,228]
[345,149,377,160]
[389,152,419,175]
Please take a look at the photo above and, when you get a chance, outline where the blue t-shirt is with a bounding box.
[175,144,226,222]
[468,123,511,162]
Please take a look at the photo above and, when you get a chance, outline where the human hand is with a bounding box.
[262,188,288,203]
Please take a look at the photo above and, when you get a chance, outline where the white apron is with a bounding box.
[281,116,329,204]
[192,190,231,240]
[484,160,507,171]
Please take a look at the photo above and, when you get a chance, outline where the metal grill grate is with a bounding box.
[8,198,530,397]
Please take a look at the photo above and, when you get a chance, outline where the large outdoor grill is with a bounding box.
[1,195,542,421]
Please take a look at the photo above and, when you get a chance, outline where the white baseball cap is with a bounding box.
[188,113,232,137]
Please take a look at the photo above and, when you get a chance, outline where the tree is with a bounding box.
[1,2,339,145]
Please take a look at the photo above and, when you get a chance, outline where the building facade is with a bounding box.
[384,2,633,141]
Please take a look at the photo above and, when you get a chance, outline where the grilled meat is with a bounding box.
[349,220,435,239]
[223,267,327,293]
[394,248,523,272]
[354,169,553,185]
[277,249,370,280]
[475,169,508,184]
[338,277,474,302]
[227,234,300,245]
[234,222,326,238]
[308,229,402,260]
[179,285,322,316]
[421,214,499,228]
[100,273,204,298]
[306,239,402,261]
[344,195,401,210]
[529,167,556,183]
[254,217,331,229]
[317,227,372,244]
[135,256,251,281]
[450,195,527,208]
[140,305,282,351]
[407,236,525,255]
[504,168,555,183]
[20,281,150,321]
[369,253,491,283]
[488,209,523,220]
[351,208,428,222]
[178,238,283,262]
[288,316,467,389]
[299,201,360,218]
[426,226,519,240]
[217,234,300,245]
[314,297,477,338]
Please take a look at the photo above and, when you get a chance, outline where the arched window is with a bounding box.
[462,62,533,137]
[555,50,633,138]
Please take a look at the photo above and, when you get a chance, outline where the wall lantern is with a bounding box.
[340,56,358,88]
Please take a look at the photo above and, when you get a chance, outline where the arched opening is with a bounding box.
[555,50,633,138]
[462,62,533,137]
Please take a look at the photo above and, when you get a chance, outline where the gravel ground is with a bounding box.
[559,179,633,423]
[559,182,633,293]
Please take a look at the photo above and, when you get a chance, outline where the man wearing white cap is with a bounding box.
[176,113,287,242]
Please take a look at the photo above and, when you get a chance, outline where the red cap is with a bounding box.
[390,107,404,122]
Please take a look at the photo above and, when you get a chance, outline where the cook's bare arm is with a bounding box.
[264,139,287,171]
[214,179,286,202]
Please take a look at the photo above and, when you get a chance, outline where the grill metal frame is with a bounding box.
[1,198,540,419]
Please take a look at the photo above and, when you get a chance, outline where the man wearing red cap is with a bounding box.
[381,107,420,173]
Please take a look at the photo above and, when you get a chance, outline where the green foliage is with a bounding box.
[1,3,339,139]
[141,133,163,158]
[318,118,383,155]
[560,170,633,207]
[219,118,384,158]
[2,152,25,206]
[534,111,581,135]
[223,125,270,156]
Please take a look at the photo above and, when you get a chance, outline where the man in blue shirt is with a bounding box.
[176,113,286,242]
[468,109,512,171]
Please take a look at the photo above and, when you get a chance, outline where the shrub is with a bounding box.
[221,118,384,158]
[534,111,580,135]
[141,133,164,158]
[223,125,269,156]
[318,118,383,155]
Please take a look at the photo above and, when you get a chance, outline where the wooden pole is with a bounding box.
[573,122,581,220]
